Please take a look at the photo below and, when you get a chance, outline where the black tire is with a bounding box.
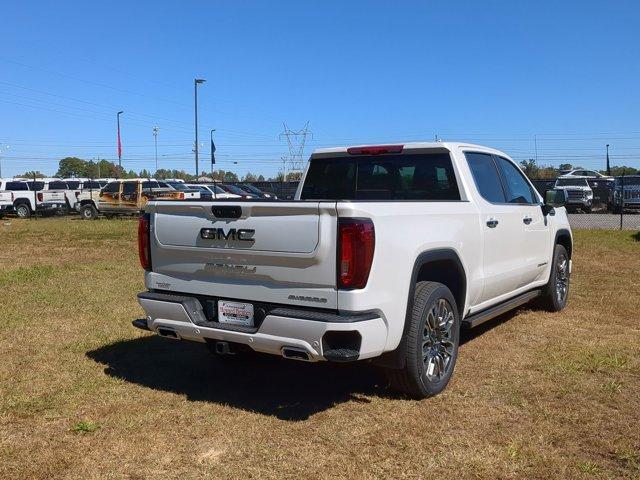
[15,203,31,219]
[612,205,622,214]
[385,281,460,399]
[583,206,592,213]
[539,244,570,312]
[80,204,98,220]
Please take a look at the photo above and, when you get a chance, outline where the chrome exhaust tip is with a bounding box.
[281,347,311,361]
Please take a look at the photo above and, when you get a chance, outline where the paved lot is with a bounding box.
[568,213,640,230]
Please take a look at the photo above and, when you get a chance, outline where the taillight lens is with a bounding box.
[337,218,375,289]
[178,192,185,200]
[138,213,151,271]
[37,192,43,202]
[75,191,80,199]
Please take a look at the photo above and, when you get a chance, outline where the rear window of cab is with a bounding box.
[300,153,460,201]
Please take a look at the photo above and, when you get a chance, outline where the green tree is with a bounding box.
[56,157,88,177]
[520,159,540,179]
[223,171,239,182]
[558,163,573,171]
[607,166,639,176]
[17,171,46,178]
[242,172,258,182]
[257,174,265,182]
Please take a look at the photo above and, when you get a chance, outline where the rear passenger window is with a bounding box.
[465,153,506,203]
[495,157,536,204]
[6,182,28,191]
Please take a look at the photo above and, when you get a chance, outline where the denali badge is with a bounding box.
[288,294,328,304]
[201,228,255,242]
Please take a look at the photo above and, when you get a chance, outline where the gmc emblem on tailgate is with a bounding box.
[200,228,255,242]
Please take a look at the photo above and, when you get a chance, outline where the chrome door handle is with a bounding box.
[523,216,533,225]
[486,218,499,228]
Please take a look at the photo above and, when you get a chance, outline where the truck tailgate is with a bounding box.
[42,191,66,202]
[146,201,339,309]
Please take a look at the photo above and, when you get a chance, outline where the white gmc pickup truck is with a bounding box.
[134,142,572,398]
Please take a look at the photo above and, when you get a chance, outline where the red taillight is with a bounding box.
[75,191,80,199]
[347,145,404,156]
[178,192,185,200]
[138,213,151,271]
[37,192,43,202]
[337,218,375,289]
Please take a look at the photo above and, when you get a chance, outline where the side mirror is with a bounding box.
[542,189,567,215]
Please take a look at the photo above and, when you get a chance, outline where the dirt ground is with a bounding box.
[1,218,638,479]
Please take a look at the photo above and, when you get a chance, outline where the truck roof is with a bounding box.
[311,141,510,158]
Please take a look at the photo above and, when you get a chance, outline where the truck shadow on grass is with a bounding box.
[87,336,387,421]
[87,310,519,421]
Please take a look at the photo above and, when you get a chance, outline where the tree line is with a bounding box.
[17,156,638,182]
[17,157,302,182]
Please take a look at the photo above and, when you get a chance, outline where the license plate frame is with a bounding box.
[217,300,254,327]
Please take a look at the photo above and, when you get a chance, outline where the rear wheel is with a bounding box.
[80,204,98,220]
[539,244,570,312]
[385,281,460,399]
[15,203,31,219]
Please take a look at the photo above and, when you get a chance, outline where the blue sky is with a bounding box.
[1,0,639,178]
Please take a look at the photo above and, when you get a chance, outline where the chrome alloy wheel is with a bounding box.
[422,298,455,382]
[555,253,569,303]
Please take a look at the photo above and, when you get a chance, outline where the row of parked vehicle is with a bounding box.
[0,177,277,219]
[533,174,640,213]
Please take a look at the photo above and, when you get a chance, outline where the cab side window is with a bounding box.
[465,152,506,203]
[495,157,536,204]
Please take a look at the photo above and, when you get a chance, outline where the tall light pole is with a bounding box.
[194,78,206,179]
[116,111,124,177]
[210,129,216,176]
[153,126,159,175]
[606,144,611,176]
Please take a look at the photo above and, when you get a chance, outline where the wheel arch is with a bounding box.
[554,228,573,259]
[373,248,467,369]
[79,199,97,207]
[13,198,32,211]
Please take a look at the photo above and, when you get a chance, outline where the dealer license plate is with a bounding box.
[217,300,254,327]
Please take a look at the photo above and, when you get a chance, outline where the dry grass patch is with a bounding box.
[0,221,639,479]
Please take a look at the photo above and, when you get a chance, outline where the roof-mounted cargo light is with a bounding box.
[346,145,404,156]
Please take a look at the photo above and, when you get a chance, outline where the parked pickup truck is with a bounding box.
[0,179,66,218]
[554,177,593,212]
[0,191,12,218]
[133,142,573,399]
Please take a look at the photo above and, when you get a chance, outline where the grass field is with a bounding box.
[1,218,639,479]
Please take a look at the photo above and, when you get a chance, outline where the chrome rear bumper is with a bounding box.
[136,291,388,362]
